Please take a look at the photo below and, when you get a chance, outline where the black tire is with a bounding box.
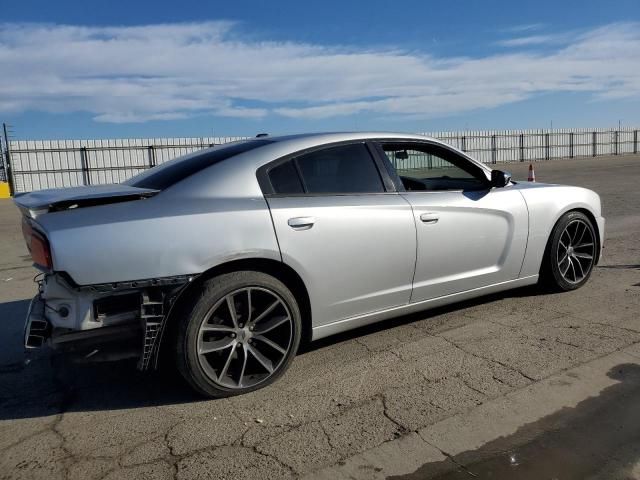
[176,271,302,398]
[540,211,597,292]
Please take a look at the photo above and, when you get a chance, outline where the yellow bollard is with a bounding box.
[0,182,10,198]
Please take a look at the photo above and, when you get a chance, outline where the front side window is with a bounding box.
[267,143,385,195]
[379,143,488,192]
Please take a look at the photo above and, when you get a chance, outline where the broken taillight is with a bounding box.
[22,217,53,270]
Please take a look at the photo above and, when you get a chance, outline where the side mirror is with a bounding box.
[490,170,512,188]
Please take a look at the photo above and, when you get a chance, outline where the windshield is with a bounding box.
[124,139,272,190]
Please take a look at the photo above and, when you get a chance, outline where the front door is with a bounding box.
[375,141,528,302]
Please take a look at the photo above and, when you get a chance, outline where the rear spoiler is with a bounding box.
[14,185,159,219]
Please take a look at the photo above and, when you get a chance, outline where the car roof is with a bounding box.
[266,131,441,145]
[253,131,490,173]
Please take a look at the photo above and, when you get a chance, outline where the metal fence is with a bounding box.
[3,136,247,194]
[2,127,639,194]
[429,128,639,164]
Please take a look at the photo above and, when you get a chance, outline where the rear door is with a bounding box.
[262,142,416,327]
[374,141,528,302]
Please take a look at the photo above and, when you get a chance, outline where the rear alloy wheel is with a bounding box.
[541,211,597,291]
[177,271,301,397]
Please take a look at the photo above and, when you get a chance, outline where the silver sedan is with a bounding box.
[16,132,605,397]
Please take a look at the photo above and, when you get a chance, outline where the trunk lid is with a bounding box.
[14,184,159,218]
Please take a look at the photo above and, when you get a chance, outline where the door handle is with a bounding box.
[420,212,439,224]
[288,216,315,230]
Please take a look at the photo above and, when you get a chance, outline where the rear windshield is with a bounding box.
[125,139,272,190]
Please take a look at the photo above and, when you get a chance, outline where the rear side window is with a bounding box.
[293,143,384,194]
[269,160,304,194]
[125,139,272,190]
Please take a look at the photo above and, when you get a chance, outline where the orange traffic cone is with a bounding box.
[527,163,536,182]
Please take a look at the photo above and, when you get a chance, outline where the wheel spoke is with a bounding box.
[218,345,236,381]
[560,258,571,276]
[251,300,280,326]
[573,257,585,279]
[252,315,289,335]
[574,252,593,260]
[199,337,235,355]
[574,242,594,249]
[200,324,235,333]
[571,221,582,243]
[237,345,248,387]
[247,344,274,373]
[569,258,577,281]
[226,294,239,328]
[253,335,286,355]
[574,223,586,246]
[246,289,253,323]
[558,251,569,265]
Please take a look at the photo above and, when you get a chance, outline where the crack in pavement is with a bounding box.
[491,375,506,386]
[319,421,338,450]
[48,355,79,480]
[252,445,298,477]
[550,337,594,351]
[435,334,537,382]
[380,394,410,436]
[588,321,640,335]
[459,379,489,399]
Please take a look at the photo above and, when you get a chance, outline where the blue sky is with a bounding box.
[1,0,639,139]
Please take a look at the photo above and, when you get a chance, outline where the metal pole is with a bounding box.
[80,147,91,185]
[519,133,524,162]
[634,130,638,155]
[592,132,597,157]
[569,132,574,158]
[491,135,497,164]
[614,130,618,155]
[545,133,550,160]
[2,123,15,196]
[461,136,466,152]
[0,136,5,183]
[147,145,156,168]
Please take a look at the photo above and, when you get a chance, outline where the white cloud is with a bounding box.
[496,33,572,47]
[0,21,639,123]
[502,23,546,33]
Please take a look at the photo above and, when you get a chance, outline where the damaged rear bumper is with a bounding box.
[24,273,194,370]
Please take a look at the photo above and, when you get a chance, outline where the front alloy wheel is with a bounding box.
[542,211,597,291]
[555,218,596,285]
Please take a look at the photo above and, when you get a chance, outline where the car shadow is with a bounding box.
[0,299,32,367]
[0,297,204,421]
[0,284,544,420]
[598,264,640,270]
[301,284,542,353]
